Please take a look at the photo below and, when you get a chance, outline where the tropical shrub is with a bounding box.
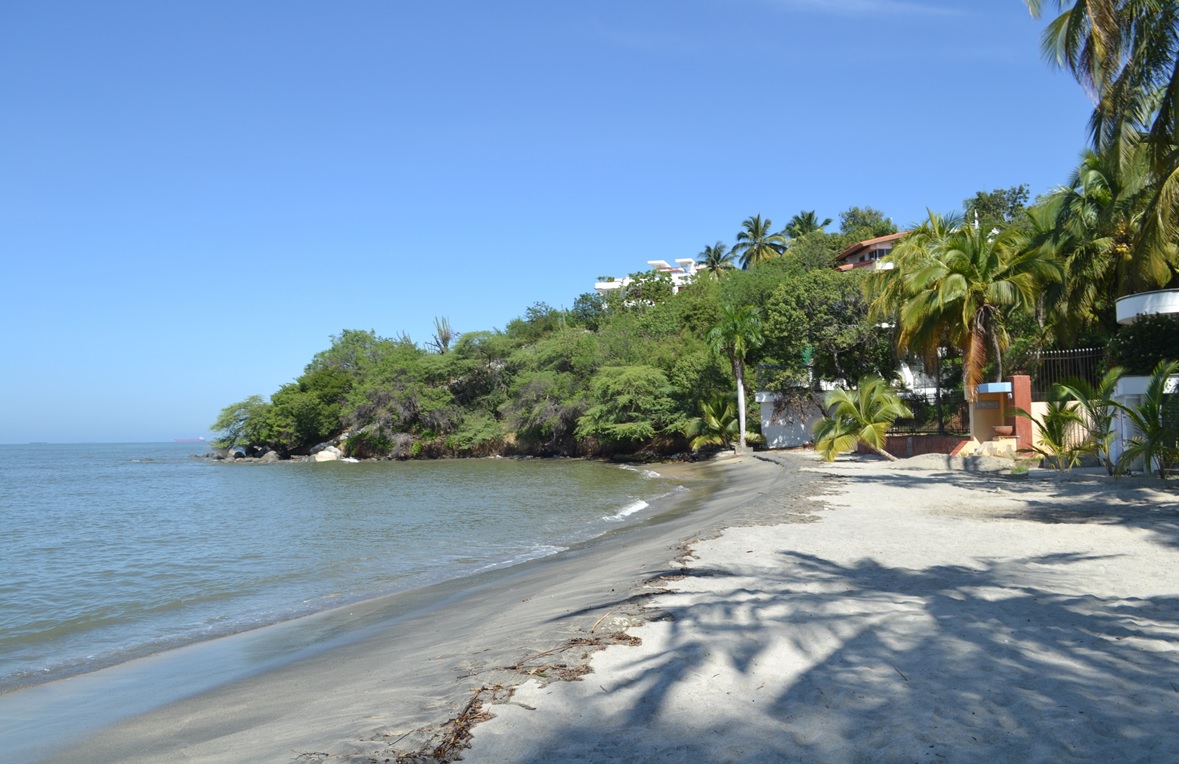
[1015,397,1089,473]
[1055,367,1126,476]
[813,376,912,461]
[1118,359,1179,479]
[683,394,740,450]
[575,366,685,449]
[1107,315,1179,376]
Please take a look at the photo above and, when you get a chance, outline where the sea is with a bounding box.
[0,442,689,695]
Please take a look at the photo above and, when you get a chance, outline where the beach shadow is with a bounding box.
[491,546,1179,763]
[813,465,1179,550]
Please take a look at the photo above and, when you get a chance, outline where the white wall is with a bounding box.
[756,392,824,449]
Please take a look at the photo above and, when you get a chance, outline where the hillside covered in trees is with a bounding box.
[211,208,905,459]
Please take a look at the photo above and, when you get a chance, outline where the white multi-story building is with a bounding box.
[594,259,700,297]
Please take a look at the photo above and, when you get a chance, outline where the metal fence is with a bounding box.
[1029,347,1105,401]
[891,390,971,436]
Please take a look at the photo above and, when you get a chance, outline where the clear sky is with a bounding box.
[0,0,1093,444]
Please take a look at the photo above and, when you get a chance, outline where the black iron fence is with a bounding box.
[1029,347,1105,401]
[891,390,970,436]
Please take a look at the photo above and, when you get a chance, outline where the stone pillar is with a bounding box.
[1010,374,1032,449]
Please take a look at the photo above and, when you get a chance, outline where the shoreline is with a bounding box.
[10,453,812,763]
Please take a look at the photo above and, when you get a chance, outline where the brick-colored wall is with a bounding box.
[857,434,971,458]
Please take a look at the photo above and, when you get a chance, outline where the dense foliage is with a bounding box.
[212,215,895,458]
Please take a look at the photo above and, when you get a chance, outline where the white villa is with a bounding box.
[594,259,700,297]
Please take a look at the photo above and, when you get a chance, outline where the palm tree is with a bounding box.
[864,210,965,434]
[683,393,740,450]
[785,210,833,239]
[731,215,788,270]
[697,241,736,281]
[1043,144,1161,336]
[867,209,963,349]
[707,305,765,449]
[812,375,912,461]
[1117,358,1179,479]
[1027,1,1179,286]
[897,224,1062,395]
[1056,366,1127,476]
[1015,394,1089,473]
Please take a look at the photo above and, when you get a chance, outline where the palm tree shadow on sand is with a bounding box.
[494,543,1179,762]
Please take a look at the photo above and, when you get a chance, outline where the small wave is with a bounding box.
[473,545,567,573]
[617,464,662,479]
[604,500,649,522]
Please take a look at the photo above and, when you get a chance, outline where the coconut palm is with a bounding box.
[863,210,965,434]
[707,305,765,448]
[1117,358,1179,479]
[867,209,963,340]
[812,375,912,461]
[697,241,736,281]
[1028,1,1179,286]
[682,393,740,450]
[897,224,1062,395]
[731,214,788,270]
[1044,144,1163,336]
[785,210,833,239]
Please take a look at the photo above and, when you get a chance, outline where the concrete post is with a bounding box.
[1010,374,1032,450]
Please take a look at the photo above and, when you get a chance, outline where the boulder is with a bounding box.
[260,450,280,463]
[313,446,341,462]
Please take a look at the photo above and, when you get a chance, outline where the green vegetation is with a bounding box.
[1117,359,1179,480]
[214,6,1179,462]
[1015,395,1088,473]
[813,376,912,462]
[1055,367,1126,476]
[683,394,741,451]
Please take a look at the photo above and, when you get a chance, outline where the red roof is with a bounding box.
[835,232,909,264]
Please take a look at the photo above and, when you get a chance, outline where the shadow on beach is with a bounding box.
[471,460,1179,763]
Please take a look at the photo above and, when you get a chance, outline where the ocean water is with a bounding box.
[0,443,685,693]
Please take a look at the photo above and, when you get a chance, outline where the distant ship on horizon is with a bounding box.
[174,437,206,443]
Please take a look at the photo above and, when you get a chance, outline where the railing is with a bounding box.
[1029,347,1105,401]
[891,390,970,436]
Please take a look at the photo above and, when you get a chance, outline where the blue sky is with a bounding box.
[0,1,1093,443]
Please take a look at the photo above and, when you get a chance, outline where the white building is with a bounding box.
[1111,289,1179,471]
[594,259,700,297]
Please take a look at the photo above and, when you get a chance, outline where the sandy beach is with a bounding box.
[471,455,1179,763]
[22,452,1179,762]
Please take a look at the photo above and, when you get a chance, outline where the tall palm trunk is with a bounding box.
[732,356,748,449]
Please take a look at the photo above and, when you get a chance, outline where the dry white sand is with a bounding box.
[469,456,1179,763]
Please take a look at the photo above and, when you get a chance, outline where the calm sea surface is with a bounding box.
[0,443,684,693]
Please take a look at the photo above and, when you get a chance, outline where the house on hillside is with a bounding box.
[835,232,908,272]
[594,259,699,296]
